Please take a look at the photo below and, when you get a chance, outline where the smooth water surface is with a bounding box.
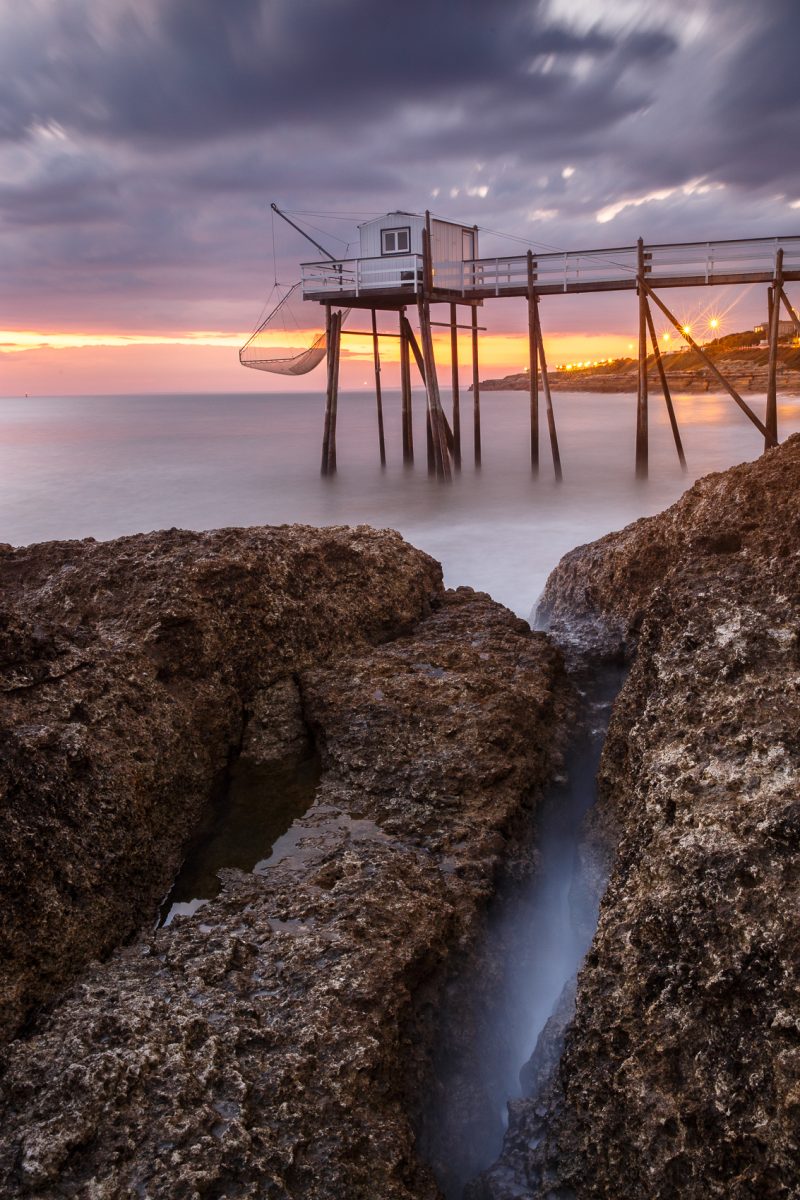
[160,754,321,926]
[421,670,623,1196]
[2,388,797,616]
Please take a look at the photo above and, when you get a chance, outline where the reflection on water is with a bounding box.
[159,753,320,926]
[1,389,798,616]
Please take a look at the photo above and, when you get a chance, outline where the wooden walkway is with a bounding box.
[302,235,800,303]
[302,229,800,481]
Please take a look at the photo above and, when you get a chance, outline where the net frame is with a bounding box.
[240,283,348,376]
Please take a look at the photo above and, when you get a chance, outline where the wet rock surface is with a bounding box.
[0,524,442,1044]
[0,528,567,1199]
[477,436,800,1198]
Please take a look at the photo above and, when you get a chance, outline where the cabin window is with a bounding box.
[381,227,410,255]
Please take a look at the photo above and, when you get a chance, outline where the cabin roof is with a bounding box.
[357,211,472,231]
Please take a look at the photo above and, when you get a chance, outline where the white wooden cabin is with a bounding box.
[358,212,478,292]
[358,212,476,261]
[301,211,478,298]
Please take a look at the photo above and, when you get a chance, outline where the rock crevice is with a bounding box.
[475,437,800,1199]
[0,524,443,1044]
[0,529,569,1199]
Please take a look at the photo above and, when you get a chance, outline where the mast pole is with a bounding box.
[270,202,337,261]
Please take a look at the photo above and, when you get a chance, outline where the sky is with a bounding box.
[1,0,799,394]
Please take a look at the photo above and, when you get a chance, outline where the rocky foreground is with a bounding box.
[473,436,800,1197]
[0,526,568,1198]
[2,438,799,1200]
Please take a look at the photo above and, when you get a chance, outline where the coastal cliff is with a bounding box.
[0,527,568,1198]
[473,436,800,1198]
[475,342,800,394]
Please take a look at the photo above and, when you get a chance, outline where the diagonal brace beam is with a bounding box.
[643,298,687,469]
[403,318,455,453]
[642,281,768,440]
[779,287,800,335]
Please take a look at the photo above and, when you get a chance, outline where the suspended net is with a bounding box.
[239,282,348,376]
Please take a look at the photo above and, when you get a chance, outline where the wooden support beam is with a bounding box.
[636,237,649,479]
[405,320,426,384]
[643,282,769,440]
[431,320,487,331]
[644,298,686,470]
[416,295,452,481]
[340,329,403,339]
[321,310,341,476]
[766,249,784,449]
[450,302,462,470]
[472,305,481,467]
[423,215,434,295]
[534,297,562,482]
[328,310,342,474]
[371,309,386,467]
[321,305,333,476]
[527,251,539,473]
[404,317,455,455]
[399,307,413,464]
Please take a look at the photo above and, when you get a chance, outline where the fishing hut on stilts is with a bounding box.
[241,206,800,480]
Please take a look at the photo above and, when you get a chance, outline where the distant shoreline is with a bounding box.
[475,372,800,395]
[473,342,800,395]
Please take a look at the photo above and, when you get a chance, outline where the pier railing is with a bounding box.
[303,236,800,301]
[301,254,423,297]
[434,236,800,295]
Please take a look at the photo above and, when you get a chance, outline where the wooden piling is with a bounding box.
[399,307,413,464]
[534,298,562,481]
[450,303,461,470]
[636,237,649,479]
[643,297,686,470]
[527,251,539,473]
[416,295,452,480]
[471,305,481,467]
[765,248,783,449]
[328,311,341,474]
[304,230,799,482]
[321,306,335,476]
[371,309,386,466]
[405,316,456,458]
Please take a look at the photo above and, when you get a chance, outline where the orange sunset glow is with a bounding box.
[1,326,639,395]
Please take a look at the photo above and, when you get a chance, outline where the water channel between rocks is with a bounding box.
[155,657,623,1200]
[419,665,625,1199]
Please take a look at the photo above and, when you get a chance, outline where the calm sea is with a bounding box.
[2,389,797,618]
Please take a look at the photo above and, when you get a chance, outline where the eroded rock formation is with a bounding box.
[474,436,800,1198]
[0,525,441,1045]
[0,527,568,1199]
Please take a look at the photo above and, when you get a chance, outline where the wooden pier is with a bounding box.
[302,221,800,479]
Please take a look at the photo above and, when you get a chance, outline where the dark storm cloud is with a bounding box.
[704,0,800,189]
[0,0,666,147]
[1,0,799,335]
